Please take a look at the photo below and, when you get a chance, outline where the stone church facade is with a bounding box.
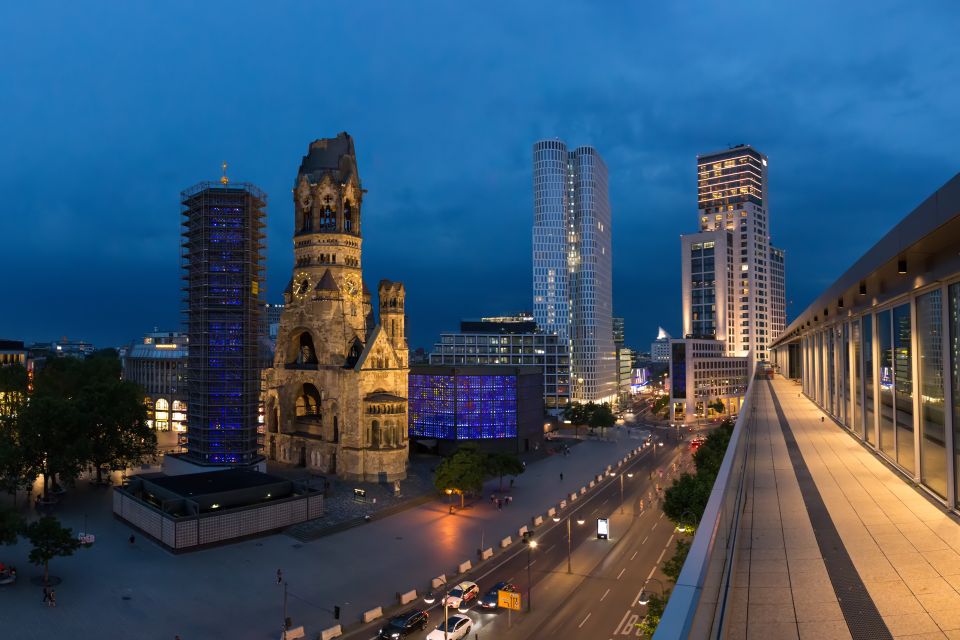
[264,133,409,481]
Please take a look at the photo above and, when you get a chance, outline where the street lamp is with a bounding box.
[522,532,537,612]
[676,509,700,534]
[552,514,585,574]
[637,577,666,605]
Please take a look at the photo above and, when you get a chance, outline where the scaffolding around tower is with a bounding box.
[179,181,267,468]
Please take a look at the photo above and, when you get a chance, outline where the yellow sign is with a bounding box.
[498,590,521,611]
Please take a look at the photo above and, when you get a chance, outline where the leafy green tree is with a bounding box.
[17,396,87,501]
[562,402,589,439]
[663,472,713,525]
[77,379,154,484]
[693,420,734,479]
[708,398,725,414]
[662,538,691,584]
[636,590,670,637]
[0,507,23,546]
[485,451,525,491]
[589,403,617,437]
[24,516,81,585]
[434,444,486,508]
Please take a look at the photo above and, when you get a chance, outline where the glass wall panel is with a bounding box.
[950,284,960,506]
[864,315,875,445]
[842,323,851,428]
[917,289,946,497]
[853,320,862,438]
[878,310,895,457]
[827,328,835,416]
[893,303,914,474]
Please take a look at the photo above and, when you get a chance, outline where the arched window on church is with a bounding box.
[344,201,352,232]
[321,206,335,231]
[372,420,381,447]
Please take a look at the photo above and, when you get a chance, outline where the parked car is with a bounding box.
[378,609,429,639]
[442,581,480,609]
[425,614,472,640]
[479,581,519,609]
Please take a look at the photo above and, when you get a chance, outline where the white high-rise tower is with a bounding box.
[533,139,617,404]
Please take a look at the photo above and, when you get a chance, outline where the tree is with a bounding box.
[708,398,725,415]
[77,379,154,484]
[0,507,23,546]
[692,420,734,479]
[0,363,28,418]
[588,403,617,438]
[434,444,486,508]
[17,396,87,502]
[562,402,589,439]
[636,590,670,637]
[24,516,81,585]
[662,472,713,525]
[662,538,691,584]
[485,451,524,492]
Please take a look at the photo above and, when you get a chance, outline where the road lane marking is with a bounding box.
[652,522,658,531]
[630,551,638,560]
[632,589,643,607]
[617,568,626,580]
[642,536,648,545]
[613,610,631,635]
[601,588,611,601]
[646,566,656,580]
[659,512,664,520]
[578,612,592,628]
[544,544,555,554]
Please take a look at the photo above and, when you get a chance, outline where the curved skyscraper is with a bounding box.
[532,140,616,404]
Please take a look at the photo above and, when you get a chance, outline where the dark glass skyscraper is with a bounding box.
[181,180,265,466]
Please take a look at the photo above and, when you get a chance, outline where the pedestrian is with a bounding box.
[496,499,502,510]
[506,496,512,506]
[560,472,564,482]
[48,589,56,607]
[42,585,50,605]
[820,416,824,423]
[129,533,136,546]
[509,478,514,489]
[490,493,496,503]
[276,569,282,584]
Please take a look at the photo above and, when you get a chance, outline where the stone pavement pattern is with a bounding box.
[0,425,652,639]
[726,376,960,640]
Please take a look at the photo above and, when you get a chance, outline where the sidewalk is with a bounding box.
[726,377,960,640]
[0,426,655,640]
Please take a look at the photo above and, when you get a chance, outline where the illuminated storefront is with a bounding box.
[123,331,188,432]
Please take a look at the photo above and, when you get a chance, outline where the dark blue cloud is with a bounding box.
[1,1,957,351]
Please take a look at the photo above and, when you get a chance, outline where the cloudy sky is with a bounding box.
[1,1,957,351]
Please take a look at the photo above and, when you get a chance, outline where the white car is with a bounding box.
[442,581,479,609]
[426,614,472,640]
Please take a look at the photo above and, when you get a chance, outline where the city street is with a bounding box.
[351,437,689,640]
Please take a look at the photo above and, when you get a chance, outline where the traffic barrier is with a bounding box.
[532,515,543,527]
[431,575,447,589]
[282,626,305,639]
[606,464,612,472]
[559,499,567,509]
[320,625,342,640]
[569,493,578,501]
[361,607,383,623]
[547,507,557,518]
[500,536,512,548]
[580,486,587,495]
[481,547,494,560]
[457,560,472,574]
[398,590,417,605]
[518,525,528,537]
[596,474,603,483]
[588,480,595,488]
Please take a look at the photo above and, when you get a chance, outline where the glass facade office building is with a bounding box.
[772,172,960,507]
[533,140,617,404]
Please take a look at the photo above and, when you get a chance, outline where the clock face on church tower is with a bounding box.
[339,273,361,301]
[293,272,313,301]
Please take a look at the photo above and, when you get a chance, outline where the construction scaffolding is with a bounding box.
[181,181,266,466]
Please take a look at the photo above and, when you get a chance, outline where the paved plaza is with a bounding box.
[727,377,960,640]
[0,426,653,639]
